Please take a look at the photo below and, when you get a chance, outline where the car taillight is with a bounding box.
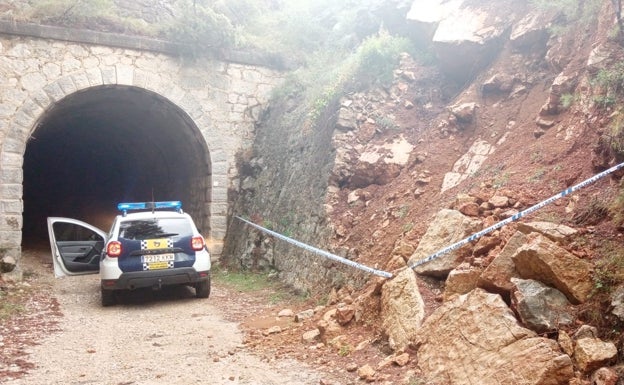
[191,236,205,251]
[107,241,122,257]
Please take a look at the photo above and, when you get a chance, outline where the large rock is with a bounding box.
[516,221,578,245]
[381,269,425,351]
[429,1,515,82]
[0,255,17,273]
[405,0,461,43]
[509,10,555,50]
[413,289,574,385]
[444,263,482,301]
[573,338,618,373]
[512,235,593,304]
[408,209,482,277]
[510,278,575,333]
[478,231,527,293]
[611,285,624,321]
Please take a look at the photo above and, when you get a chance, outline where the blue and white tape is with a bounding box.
[235,216,393,278]
[408,161,624,269]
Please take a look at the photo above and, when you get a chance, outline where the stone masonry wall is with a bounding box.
[0,32,282,274]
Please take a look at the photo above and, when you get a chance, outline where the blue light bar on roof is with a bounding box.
[117,201,182,215]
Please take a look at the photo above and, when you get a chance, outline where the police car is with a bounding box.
[47,201,211,306]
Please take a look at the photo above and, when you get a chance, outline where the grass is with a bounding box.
[212,266,277,292]
[529,168,546,183]
[593,240,624,294]
[212,265,308,304]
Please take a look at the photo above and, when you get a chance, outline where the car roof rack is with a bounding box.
[117,201,183,216]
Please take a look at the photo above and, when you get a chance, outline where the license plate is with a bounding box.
[142,254,175,263]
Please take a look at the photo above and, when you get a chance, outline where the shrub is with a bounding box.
[592,62,624,108]
[29,0,115,26]
[352,31,412,88]
[166,1,236,56]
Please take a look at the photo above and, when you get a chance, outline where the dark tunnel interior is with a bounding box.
[22,85,211,246]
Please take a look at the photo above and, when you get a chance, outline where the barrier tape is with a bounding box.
[235,216,393,278]
[408,161,624,269]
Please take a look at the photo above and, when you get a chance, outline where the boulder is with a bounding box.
[409,209,482,277]
[0,255,17,273]
[335,304,356,326]
[430,1,514,83]
[405,0,461,44]
[335,107,357,131]
[610,285,624,321]
[573,338,618,373]
[444,263,482,301]
[479,231,527,293]
[510,278,575,333]
[473,235,502,256]
[591,367,618,385]
[449,102,478,123]
[516,221,578,245]
[413,289,574,385]
[488,195,510,208]
[381,269,425,351]
[481,73,515,94]
[512,235,593,304]
[509,10,553,50]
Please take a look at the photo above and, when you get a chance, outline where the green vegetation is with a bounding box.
[591,62,624,109]
[165,1,237,56]
[20,0,426,129]
[610,186,624,227]
[598,109,624,160]
[338,343,352,357]
[27,0,158,36]
[493,172,510,188]
[530,0,602,33]
[559,93,576,109]
[593,240,624,293]
[212,266,308,304]
[528,167,546,183]
[212,266,278,292]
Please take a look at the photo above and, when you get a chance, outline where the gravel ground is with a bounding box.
[1,250,341,385]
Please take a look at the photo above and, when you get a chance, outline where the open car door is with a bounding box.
[47,217,107,278]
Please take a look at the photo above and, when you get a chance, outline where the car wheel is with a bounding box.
[195,276,211,298]
[101,288,116,306]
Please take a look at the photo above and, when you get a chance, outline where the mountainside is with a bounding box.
[225,0,624,383]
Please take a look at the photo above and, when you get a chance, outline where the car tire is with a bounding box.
[101,288,116,307]
[195,276,211,298]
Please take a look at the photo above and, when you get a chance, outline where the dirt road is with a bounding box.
[2,249,342,385]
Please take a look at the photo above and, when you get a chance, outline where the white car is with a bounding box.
[48,201,211,306]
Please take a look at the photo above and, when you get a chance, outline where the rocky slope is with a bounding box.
[226,0,624,384]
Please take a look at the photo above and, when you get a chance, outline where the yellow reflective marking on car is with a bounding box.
[147,261,171,270]
[142,238,169,250]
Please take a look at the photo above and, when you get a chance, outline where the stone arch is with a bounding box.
[0,66,219,275]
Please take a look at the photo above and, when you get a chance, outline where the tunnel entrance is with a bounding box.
[23,85,211,247]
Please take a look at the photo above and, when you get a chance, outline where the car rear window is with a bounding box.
[118,218,192,240]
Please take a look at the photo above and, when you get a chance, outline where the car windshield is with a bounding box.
[118,218,192,240]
